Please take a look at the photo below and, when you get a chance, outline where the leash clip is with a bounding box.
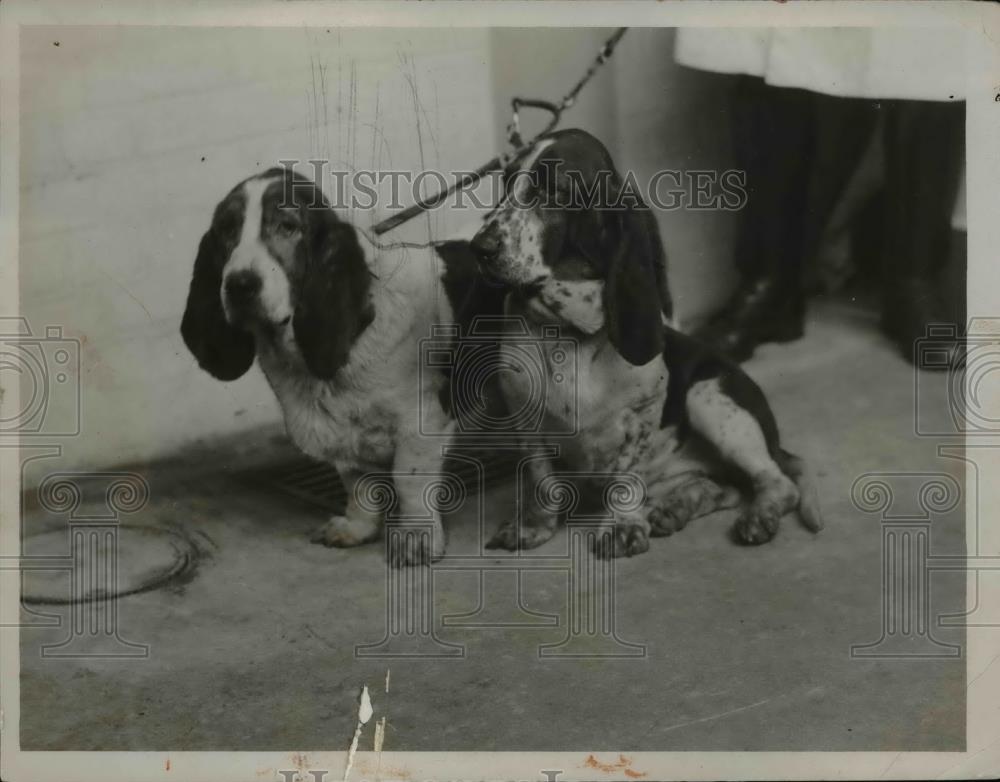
[507,97,561,150]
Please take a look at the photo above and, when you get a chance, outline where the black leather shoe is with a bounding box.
[882,278,961,369]
[694,279,805,362]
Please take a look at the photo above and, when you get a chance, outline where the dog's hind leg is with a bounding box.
[686,378,799,544]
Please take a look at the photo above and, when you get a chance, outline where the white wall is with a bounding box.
[612,27,738,325]
[19,26,497,473]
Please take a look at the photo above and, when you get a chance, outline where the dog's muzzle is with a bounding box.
[223,269,263,321]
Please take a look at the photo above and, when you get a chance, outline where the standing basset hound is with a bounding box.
[181,168,484,566]
[470,129,823,558]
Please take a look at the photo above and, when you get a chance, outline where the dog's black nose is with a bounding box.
[471,221,501,260]
[224,270,262,300]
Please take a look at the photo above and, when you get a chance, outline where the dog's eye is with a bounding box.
[274,213,301,237]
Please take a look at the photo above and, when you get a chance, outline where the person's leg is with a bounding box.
[728,75,810,284]
[695,77,812,361]
[880,99,965,363]
[698,81,877,361]
[800,97,880,283]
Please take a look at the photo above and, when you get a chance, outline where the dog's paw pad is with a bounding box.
[732,511,778,546]
[649,508,682,537]
[310,516,379,548]
[485,524,518,551]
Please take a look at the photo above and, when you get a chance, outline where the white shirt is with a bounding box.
[674,28,965,102]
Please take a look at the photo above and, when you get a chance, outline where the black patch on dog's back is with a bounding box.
[435,241,510,426]
[437,240,507,323]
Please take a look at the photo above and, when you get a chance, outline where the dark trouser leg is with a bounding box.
[880,99,965,363]
[730,76,814,287]
[699,78,877,361]
[800,97,880,278]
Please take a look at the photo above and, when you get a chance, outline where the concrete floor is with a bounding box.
[20,298,965,751]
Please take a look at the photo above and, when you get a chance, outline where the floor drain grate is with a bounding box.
[256,458,349,513]
[247,449,522,514]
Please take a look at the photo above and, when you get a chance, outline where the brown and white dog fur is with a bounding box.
[181,168,459,567]
[470,130,823,558]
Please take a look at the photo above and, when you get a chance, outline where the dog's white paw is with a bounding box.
[310,515,381,548]
[592,514,651,559]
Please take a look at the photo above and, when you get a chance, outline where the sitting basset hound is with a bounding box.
[181,168,487,566]
[469,129,823,558]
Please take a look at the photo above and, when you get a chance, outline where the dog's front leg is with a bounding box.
[385,435,448,567]
[311,470,384,547]
[487,441,560,551]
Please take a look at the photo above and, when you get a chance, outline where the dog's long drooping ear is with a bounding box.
[604,205,671,365]
[292,211,374,380]
[181,227,256,381]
